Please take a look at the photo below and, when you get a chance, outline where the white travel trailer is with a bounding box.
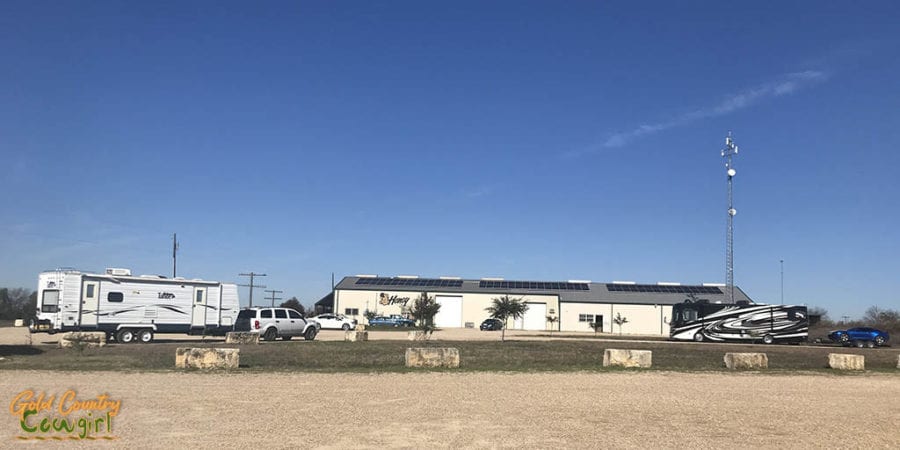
[30,268,239,343]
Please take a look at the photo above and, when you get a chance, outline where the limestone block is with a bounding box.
[345,331,368,342]
[354,324,367,332]
[58,332,107,349]
[405,347,460,368]
[225,332,260,345]
[828,353,864,371]
[14,319,24,327]
[602,349,652,368]
[407,330,428,341]
[175,348,240,369]
[724,352,768,370]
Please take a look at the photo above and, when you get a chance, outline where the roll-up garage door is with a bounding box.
[435,296,463,328]
[522,303,547,330]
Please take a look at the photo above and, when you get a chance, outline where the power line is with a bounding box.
[265,289,283,307]
[239,272,267,308]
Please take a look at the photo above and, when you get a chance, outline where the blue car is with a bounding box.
[828,327,890,347]
[369,316,416,327]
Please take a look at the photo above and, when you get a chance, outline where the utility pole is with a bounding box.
[172,233,179,278]
[265,289,283,307]
[721,132,739,303]
[780,259,784,305]
[239,272,267,308]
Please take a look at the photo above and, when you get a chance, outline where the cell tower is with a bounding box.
[721,132,739,303]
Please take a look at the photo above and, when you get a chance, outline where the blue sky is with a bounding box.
[2,1,898,319]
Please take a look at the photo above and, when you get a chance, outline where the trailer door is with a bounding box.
[192,287,207,328]
[80,281,100,327]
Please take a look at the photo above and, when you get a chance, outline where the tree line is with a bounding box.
[0,288,37,320]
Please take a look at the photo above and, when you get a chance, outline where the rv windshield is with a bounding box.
[42,290,59,313]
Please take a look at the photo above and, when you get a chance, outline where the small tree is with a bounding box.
[613,312,628,335]
[485,295,529,342]
[588,321,603,336]
[363,309,378,323]
[280,297,305,315]
[546,316,558,336]
[409,292,441,337]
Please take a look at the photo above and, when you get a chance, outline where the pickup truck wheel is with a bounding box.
[116,329,135,344]
[263,328,277,341]
[874,336,886,346]
[342,324,350,331]
[304,327,317,341]
[137,329,154,343]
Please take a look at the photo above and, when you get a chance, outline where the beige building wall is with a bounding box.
[334,289,560,330]
[560,303,672,336]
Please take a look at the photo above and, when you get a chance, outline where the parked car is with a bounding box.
[310,313,357,330]
[480,318,504,331]
[234,307,319,341]
[368,315,416,327]
[828,327,889,347]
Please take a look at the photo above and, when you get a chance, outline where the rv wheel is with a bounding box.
[116,329,135,344]
[762,334,774,345]
[137,329,154,344]
[693,332,705,342]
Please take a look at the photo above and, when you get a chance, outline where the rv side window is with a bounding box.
[788,311,796,320]
[108,292,124,302]
[42,290,60,313]
[683,309,698,322]
[260,309,272,319]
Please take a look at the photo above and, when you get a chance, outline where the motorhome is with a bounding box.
[30,268,239,343]
[670,300,808,344]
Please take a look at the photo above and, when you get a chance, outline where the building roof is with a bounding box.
[334,276,754,305]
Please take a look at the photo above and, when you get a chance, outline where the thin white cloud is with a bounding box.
[565,70,827,157]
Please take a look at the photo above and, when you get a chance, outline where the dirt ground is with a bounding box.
[3,325,899,448]
[1,370,898,448]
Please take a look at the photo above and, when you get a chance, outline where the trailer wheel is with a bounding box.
[137,329,154,344]
[762,334,774,345]
[116,329,136,344]
[304,327,318,341]
[865,340,875,349]
[693,332,705,342]
[854,340,865,348]
[263,328,277,341]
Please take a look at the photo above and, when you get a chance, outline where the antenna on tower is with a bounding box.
[721,132,739,303]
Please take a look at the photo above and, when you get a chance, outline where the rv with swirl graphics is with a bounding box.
[670,300,809,344]
[29,268,239,343]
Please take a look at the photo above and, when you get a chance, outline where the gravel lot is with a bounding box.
[3,325,899,448]
[2,370,898,448]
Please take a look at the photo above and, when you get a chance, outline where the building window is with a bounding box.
[345,308,359,316]
[578,314,594,322]
[108,292,124,303]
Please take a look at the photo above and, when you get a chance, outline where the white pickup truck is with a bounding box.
[234,307,319,341]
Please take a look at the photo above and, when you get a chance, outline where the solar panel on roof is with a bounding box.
[605,283,722,295]
[354,277,462,288]
[476,280,590,291]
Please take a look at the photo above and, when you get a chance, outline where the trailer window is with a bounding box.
[108,292,124,302]
[42,290,59,313]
